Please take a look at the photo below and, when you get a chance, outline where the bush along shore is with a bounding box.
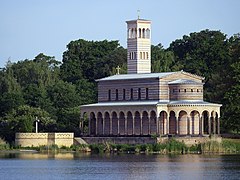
[1,138,240,154]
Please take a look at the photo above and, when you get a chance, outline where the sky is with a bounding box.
[1,0,240,67]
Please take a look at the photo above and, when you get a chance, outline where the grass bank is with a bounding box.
[1,138,240,154]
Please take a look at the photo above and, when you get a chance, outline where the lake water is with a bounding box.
[0,152,239,180]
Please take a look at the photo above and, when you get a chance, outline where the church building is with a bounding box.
[80,18,221,138]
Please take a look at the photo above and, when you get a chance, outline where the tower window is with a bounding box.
[146,88,149,100]
[130,88,133,100]
[142,28,145,38]
[131,28,134,38]
[146,29,150,38]
[116,89,118,100]
[138,88,141,100]
[143,52,145,59]
[191,89,193,92]
[184,89,186,92]
[138,28,141,38]
[140,52,142,59]
[108,90,111,101]
[146,52,149,59]
[123,89,126,100]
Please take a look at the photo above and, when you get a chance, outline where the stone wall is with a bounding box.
[158,136,222,146]
[78,136,222,146]
[81,137,156,145]
[15,133,74,147]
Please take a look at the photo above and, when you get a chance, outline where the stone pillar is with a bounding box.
[110,115,113,135]
[156,117,160,135]
[140,116,143,135]
[213,116,216,134]
[102,117,105,135]
[88,116,91,135]
[176,117,179,135]
[166,115,169,134]
[199,117,202,135]
[125,116,127,135]
[133,115,135,135]
[117,116,120,135]
[202,116,204,135]
[208,116,211,135]
[96,117,98,135]
[217,118,220,135]
[186,117,189,135]
[148,115,151,135]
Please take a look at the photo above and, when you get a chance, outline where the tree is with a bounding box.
[61,39,124,82]
[151,44,178,72]
[168,30,230,103]
[222,34,240,133]
[0,105,56,143]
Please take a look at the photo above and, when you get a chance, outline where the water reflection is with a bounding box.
[0,152,239,180]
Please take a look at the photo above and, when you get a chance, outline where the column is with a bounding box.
[213,116,216,134]
[110,115,112,135]
[208,116,211,135]
[158,117,161,135]
[187,117,190,135]
[96,117,98,135]
[133,115,135,135]
[117,116,120,135]
[176,117,179,135]
[102,117,105,135]
[140,116,143,135]
[148,115,151,135]
[88,116,91,135]
[166,115,169,134]
[156,117,160,135]
[199,117,202,135]
[217,118,220,135]
[125,116,127,135]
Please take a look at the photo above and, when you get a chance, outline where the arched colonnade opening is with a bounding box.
[83,110,220,136]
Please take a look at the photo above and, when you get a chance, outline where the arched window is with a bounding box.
[130,88,133,100]
[123,89,126,100]
[143,52,145,59]
[146,52,149,59]
[131,28,134,38]
[108,89,111,101]
[146,29,150,38]
[184,89,186,92]
[116,89,118,100]
[142,28,145,38]
[135,28,137,38]
[140,52,142,59]
[146,88,149,100]
[128,29,131,38]
[138,28,141,38]
[138,88,141,100]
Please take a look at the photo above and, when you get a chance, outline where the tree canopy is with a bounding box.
[0,31,240,143]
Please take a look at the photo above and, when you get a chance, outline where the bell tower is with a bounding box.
[126,18,151,74]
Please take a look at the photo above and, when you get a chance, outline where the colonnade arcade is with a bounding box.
[82,109,220,136]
